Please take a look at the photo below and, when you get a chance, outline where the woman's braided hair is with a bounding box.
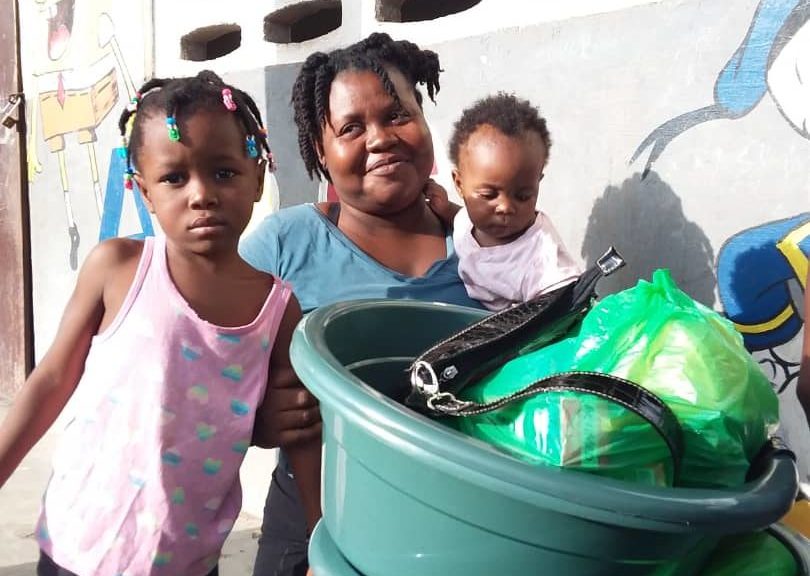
[291,32,442,181]
[118,70,272,174]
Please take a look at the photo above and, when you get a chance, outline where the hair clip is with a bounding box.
[246,135,259,158]
[166,116,180,142]
[222,88,237,112]
[117,136,128,159]
[258,127,268,137]
[123,171,134,190]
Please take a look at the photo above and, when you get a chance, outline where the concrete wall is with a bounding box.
[19,0,810,492]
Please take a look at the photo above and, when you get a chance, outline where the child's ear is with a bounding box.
[451,168,464,199]
[255,160,266,202]
[134,174,155,213]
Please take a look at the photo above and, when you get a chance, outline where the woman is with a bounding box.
[240,33,481,576]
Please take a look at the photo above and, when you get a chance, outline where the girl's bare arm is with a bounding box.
[0,240,136,487]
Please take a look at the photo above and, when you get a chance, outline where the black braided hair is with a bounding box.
[117,70,273,174]
[291,32,442,181]
[448,92,552,166]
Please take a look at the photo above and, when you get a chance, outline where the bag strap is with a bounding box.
[408,247,626,405]
[426,371,685,482]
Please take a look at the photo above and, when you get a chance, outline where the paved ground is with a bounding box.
[0,400,274,575]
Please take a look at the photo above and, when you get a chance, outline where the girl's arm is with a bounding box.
[0,243,115,487]
[798,270,810,429]
[257,294,322,533]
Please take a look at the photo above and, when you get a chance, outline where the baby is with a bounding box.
[428,92,581,311]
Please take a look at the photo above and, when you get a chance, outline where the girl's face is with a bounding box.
[134,108,264,255]
[318,66,434,217]
[453,125,547,247]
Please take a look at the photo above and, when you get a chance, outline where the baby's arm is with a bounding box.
[257,294,322,533]
[424,179,461,226]
[0,243,115,487]
[798,269,810,429]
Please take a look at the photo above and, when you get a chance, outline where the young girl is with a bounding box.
[428,92,581,311]
[0,71,320,576]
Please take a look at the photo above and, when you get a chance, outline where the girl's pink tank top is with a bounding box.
[37,235,291,576]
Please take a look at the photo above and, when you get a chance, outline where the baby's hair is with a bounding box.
[291,32,442,181]
[449,92,551,166]
[117,70,272,176]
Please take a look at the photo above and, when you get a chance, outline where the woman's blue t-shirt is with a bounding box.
[239,203,482,313]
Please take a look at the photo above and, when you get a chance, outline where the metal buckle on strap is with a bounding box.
[426,392,474,415]
[411,360,440,396]
[596,246,625,275]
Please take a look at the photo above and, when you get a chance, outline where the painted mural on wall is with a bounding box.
[631,0,810,458]
[25,0,149,270]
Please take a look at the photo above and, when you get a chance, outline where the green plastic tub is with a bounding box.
[309,521,810,576]
[292,300,799,576]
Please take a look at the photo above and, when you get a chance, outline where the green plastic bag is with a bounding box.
[455,269,778,487]
[699,530,797,576]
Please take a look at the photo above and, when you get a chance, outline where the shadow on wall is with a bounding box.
[581,172,716,307]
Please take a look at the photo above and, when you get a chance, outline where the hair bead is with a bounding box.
[166,116,180,141]
[246,135,258,158]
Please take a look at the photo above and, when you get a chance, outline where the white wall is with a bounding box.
[153,0,661,76]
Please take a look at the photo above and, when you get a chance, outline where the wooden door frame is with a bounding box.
[0,0,34,399]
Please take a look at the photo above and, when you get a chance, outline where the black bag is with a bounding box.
[406,247,625,413]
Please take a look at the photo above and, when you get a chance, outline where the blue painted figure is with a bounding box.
[632,0,809,175]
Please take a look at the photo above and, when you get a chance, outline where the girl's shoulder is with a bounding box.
[79,237,145,280]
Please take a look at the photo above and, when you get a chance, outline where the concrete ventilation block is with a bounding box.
[264,0,342,44]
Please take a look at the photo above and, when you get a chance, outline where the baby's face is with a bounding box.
[453,125,547,247]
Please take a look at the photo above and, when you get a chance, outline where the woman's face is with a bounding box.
[319,66,434,216]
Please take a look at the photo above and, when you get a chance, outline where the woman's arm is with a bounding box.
[798,270,810,429]
[0,242,117,487]
[257,295,322,533]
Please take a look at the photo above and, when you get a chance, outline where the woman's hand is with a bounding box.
[254,347,322,451]
[259,385,322,448]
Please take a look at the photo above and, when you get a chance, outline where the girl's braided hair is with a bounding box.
[291,32,441,181]
[118,70,272,173]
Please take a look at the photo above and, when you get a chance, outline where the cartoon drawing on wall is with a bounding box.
[627,1,810,481]
[629,0,810,380]
[631,0,809,177]
[717,213,810,390]
[26,0,139,269]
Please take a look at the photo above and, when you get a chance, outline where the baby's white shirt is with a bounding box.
[452,208,582,311]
